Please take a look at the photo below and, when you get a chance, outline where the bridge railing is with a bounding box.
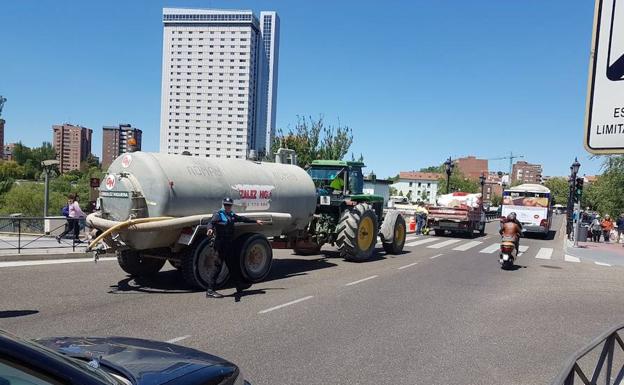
[551,323,624,385]
[0,216,87,254]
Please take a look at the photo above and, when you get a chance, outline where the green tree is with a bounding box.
[490,194,503,207]
[0,161,25,179]
[11,142,32,166]
[270,115,353,167]
[438,170,479,194]
[543,177,569,206]
[420,165,443,173]
[582,156,624,217]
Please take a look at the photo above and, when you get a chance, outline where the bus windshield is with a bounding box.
[502,191,550,207]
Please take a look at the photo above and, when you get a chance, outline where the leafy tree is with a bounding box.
[406,190,413,201]
[81,153,100,172]
[270,116,353,167]
[543,177,570,206]
[438,170,479,194]
[490,194,502,207]
[0,161,24,179]
[420,165,443,173]
[11,142,32,166]
[582,156,624,217]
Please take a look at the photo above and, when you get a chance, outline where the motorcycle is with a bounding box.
[499,237,517,269]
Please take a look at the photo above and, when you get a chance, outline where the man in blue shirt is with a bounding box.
[205,197,263,298]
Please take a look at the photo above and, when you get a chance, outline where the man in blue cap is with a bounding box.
[205,197,263,298]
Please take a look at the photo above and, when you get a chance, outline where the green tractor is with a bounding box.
[294,160,406,261]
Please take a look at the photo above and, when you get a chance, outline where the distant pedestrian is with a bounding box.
[616,213,624,245]
[415,202,428,235]
[56,193,86,244]
[590,215,602,242]
[601,214,614,243]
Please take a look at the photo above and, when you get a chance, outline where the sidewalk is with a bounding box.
[0,234,89,261]
[565,238,624,266]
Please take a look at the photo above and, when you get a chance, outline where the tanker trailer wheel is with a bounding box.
[336,203,379,262]
[180,238,230,290]
[380,211,406,254]
[117,250,166,277]
[235,233,273,283]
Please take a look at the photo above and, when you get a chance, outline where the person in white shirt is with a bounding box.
[56,193,86,243]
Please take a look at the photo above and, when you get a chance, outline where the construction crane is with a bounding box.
[487,151,524,180]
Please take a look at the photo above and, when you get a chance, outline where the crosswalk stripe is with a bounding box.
[427,239,462,249]
[594,261,611,267]
[564,255,580,263]
[405,238,439,247]
[452,240,482,251]
[479,243,500,254]
[518,245,529,256]
[534,248,553,260]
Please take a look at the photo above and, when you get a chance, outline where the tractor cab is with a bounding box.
[307,160,364,196]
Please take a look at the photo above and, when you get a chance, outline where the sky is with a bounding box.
[0,0,606,178]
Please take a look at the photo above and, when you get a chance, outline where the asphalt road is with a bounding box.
[1,214,623,385]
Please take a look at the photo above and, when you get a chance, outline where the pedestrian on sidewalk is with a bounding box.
[590,215,602,242]
[616,213,624,245]
[601,214,614,243]
[56,193,86,244]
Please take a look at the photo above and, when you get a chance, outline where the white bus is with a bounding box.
[501,184,552,236]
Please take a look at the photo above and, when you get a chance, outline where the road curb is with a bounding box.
[0,251,91,262]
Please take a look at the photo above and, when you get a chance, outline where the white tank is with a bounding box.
[98,152,317,249]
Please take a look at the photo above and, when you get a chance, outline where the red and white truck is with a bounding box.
[427,192,486,237]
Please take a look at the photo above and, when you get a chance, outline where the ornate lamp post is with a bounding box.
[479,173,486,202]
[444,157,454,194]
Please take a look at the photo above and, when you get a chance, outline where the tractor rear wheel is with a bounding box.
[336,203,379,262]
[117,250,166,277]
[380,211,406,254]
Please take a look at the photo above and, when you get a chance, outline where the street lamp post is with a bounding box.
[41,160,60,217]
[444,157,454,194]
[567,158,581,244]
[479,173,486,202]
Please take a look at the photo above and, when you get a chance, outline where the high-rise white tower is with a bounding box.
[160,8,279,159]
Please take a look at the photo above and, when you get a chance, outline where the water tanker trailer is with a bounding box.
[87,150,406,289]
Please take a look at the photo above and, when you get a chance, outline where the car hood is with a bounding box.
[35,336,240,385]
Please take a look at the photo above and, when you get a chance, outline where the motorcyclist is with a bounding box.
[500,212,522,253]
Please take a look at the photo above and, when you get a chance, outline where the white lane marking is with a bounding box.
[429,253,444,259]
[405,235,419,241]
[564,255,581,263]
[258,296,314,314]
[165,335,191,344]
[518,245,529,256]
[427,239,462,249]
[479,243,500,254]
[398,262,419,270]
[345,275,379,286]
[452,240,482,251]
[405,238,439,247]
[535,248,553,260]
[595,262,612,267]
[0,257,116,268]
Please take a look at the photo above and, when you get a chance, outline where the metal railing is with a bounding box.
[552,323,624,385]
[0,216,87,254]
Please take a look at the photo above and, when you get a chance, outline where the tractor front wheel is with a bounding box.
[336,203,379,262]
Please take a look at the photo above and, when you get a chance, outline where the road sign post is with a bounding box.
[585,0,624,153]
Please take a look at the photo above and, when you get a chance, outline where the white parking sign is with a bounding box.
[585,0,624,153]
